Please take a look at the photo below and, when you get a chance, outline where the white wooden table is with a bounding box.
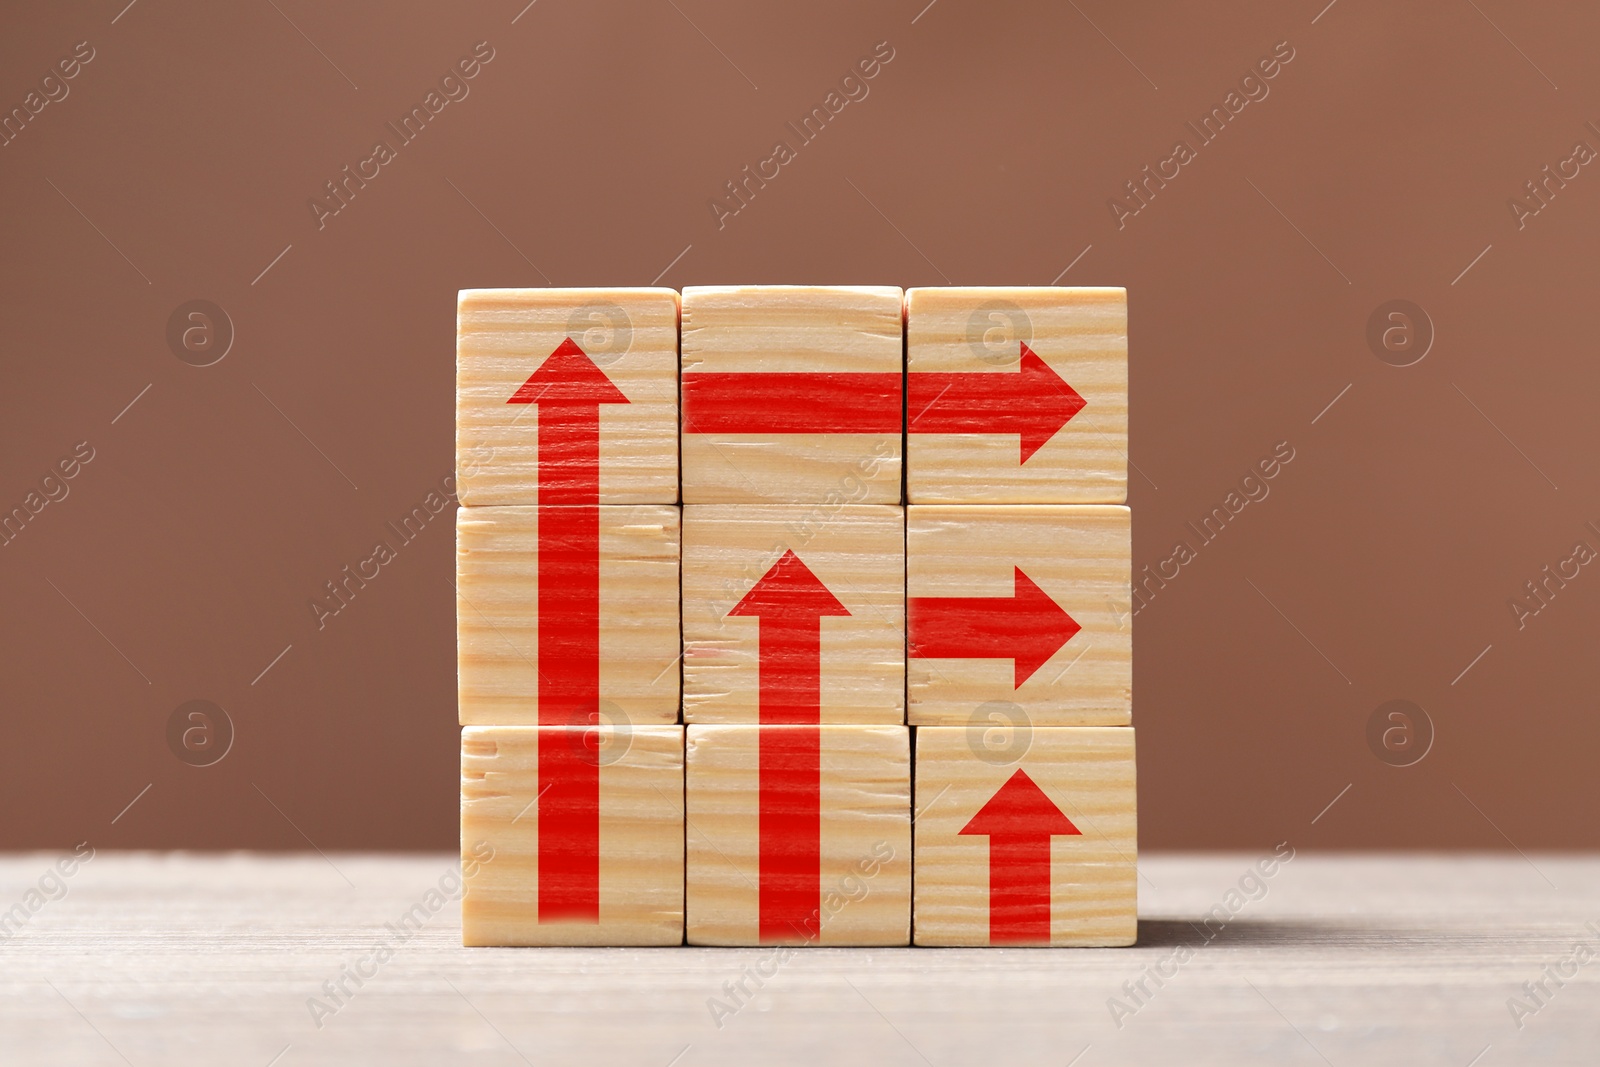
[2,853,1594,1065]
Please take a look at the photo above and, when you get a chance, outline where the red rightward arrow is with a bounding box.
[729,550,851,941]
[908,342,1086,462]
[908,567,1080,688]
[681,371,903,435]
[959,768,1081,943]
[507,337,630,923]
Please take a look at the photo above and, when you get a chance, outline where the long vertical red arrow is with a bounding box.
[959,769,1081,943]
[908,567,1081,687]
[506,337,629,922]
[728,550,850,941]
[908,342,1086,462]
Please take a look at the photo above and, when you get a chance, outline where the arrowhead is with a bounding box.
[1016,343,1086,463]
[959,769,1081,838]
[729,550,851,620]
[507,338,631,406]
[1011,568,1080,687]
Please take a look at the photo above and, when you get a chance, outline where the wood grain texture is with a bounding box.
[682,504,905,724]
[914,726,1136,946]
[685,725,910,945]
[456,505,681,726]
[908,504,1131,726]
[905,286,1127,504]
[680,285,903,504]
[5,852,1597,1064]
[456,288,679,506]
[461,726,684,946]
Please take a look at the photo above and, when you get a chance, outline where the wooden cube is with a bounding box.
[685,724,910,945]
[913,726,1136,946]
[682,504,904,724]
[456,505,680,726]
[680,285,903,504]
[905,287,1126,503]
[461,725,684,946]
[456,288,679,506]
[907,505,1130,727]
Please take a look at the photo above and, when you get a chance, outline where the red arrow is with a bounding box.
[729,550,851,725]
[536,727,602,923]
[729,550,850,941]
[908,567,1080,688]
[756,726,822,943]
[508,337,630,506]
[959,769,1081,943]
[681,371,902,434]
[506,338,630,923]
[533,517,604,923]
[908,342,1086,462]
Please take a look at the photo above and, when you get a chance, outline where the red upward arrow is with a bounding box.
[681,371,902,434]
[729,550,851,725]
[960,769,1081,944]
[754,725,823,944]
[908,568,1080,688]
[908,342,1086,462]
[508,337,630,505]
[506,338,629,924]
[729,550,850,942]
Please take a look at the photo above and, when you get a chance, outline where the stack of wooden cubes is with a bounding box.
[457,286,1133,947]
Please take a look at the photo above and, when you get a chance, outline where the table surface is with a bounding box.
[2,852,1596,1065]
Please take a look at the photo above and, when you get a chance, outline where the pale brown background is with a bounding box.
[2,0,1595,852]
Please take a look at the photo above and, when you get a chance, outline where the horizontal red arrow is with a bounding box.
[908,567,1080,687]
[960,768,1080,944]
[908,342,1086,462]
[681,372,902,435]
